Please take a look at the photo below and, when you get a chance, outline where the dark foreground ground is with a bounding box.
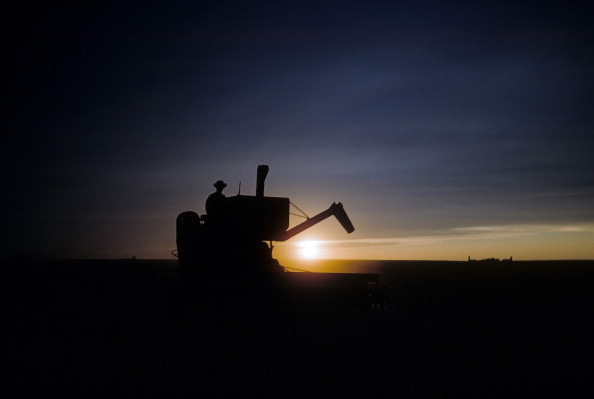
[2,259,594,398]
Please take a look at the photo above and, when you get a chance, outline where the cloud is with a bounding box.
[296,223,594,251]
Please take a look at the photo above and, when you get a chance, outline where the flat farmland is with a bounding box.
[3,259,593,397]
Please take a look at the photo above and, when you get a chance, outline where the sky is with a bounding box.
[3,1,593,261]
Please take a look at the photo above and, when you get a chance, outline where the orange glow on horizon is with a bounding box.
[274,223,594,263]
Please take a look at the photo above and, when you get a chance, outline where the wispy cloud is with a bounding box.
[291,223,594,251]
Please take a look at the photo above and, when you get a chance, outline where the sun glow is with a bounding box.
[297,240,322,259]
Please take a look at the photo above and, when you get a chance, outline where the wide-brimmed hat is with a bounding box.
[213,180,227,189]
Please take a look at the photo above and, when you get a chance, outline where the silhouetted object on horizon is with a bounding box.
[174,165,384,309]
[467,256,513,263]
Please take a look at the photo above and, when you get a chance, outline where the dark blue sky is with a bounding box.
[3,1,593,260]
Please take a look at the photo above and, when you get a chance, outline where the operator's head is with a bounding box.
[213,180,227,191]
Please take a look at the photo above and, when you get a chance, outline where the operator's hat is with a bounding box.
[213,180,227,189]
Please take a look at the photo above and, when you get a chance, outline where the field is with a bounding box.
[3,258,593,397]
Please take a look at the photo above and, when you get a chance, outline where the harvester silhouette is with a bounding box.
[175,165,385,308]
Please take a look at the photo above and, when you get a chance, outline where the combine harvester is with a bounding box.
[175,165,386,309]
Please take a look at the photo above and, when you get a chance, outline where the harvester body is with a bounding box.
[175,165,384,308]
[177,165,354,273]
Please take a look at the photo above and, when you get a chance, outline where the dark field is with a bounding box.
[3,259,594,397]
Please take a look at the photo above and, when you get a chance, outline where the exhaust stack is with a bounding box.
[256,165,269,198]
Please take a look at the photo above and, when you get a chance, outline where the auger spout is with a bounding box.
[278,202,354,242]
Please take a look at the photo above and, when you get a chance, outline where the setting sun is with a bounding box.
[297,240,322,259]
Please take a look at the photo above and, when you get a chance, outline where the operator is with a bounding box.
[205,180,228,225]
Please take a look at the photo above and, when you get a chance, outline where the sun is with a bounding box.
[297,240,322,259]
